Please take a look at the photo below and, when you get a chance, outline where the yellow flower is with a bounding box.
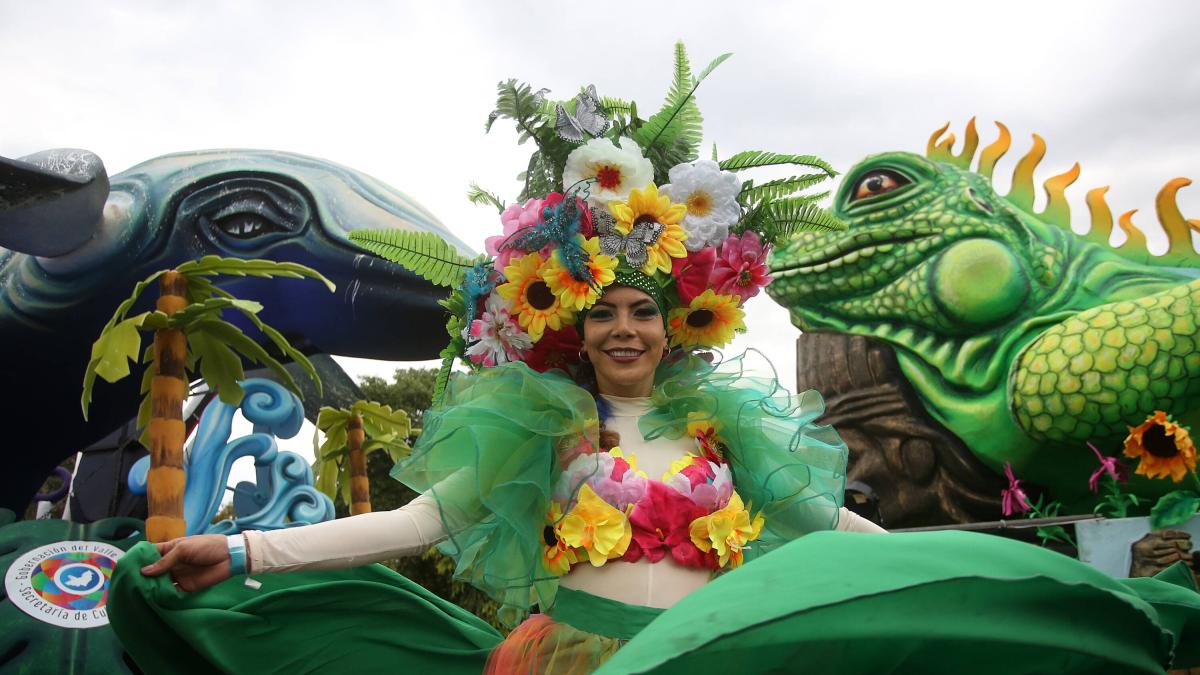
[686,412,722,439]
[663,452,699,482]
[667,290,746,349]
[541,236,618,312]
[558,483,632,566]
[496,252,576,341]
[609,184,688,274]
[609,447,647,477]
[1124,411,1198,483]
[689,491,765,568]
[542,501,579,576]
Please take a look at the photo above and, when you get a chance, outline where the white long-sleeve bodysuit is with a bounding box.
[243,395,884,608]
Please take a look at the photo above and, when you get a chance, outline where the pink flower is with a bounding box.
[1001,462,1031,517]
[1087,442,1128,493]
[666,462,734,511]
[670,247,717,306]
[485,198,548,269]
[709,231,772,303]
[465,293,532,366]
[623,481,714,567]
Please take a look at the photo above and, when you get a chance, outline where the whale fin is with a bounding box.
[0,148,109,257]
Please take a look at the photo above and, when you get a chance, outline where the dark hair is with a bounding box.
[574,360,620,451]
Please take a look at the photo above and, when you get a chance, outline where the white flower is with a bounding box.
[562,137,654,207]
[465,292,533,366]
[661,159,742,251]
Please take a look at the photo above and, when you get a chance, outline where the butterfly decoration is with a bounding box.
[555,85,610,144]
[595,206,663,272]
[501,180,599,290]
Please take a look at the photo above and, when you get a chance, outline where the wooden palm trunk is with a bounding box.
[348,413,372,514]
[146,272,188,542]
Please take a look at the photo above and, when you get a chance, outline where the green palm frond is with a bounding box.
[349,229,476,287]
[175,256,335,291]
[467,182,506,213]
[739,174,831,205]
[719,151,837,177]
[746,199,846,244]
[631,43,731,183]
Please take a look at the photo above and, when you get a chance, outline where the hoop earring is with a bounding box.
[662,345,670,357]
[578,349,591,363]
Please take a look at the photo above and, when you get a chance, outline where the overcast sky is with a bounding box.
[4,1,1198,499]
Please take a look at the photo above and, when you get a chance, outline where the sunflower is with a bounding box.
[496,252,576,342]
[1123,410,1198,483]
[541,235,618,311]
[609,184,689,275]
[667,290,745,348]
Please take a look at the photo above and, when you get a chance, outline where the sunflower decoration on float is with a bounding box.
[347,41,847,400]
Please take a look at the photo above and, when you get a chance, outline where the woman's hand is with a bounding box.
[138,534,234,592]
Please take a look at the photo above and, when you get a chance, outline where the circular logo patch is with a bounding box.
[4,541,124,628]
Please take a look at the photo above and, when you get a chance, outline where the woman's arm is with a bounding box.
[835,507,887,533]
[242,492,447,573]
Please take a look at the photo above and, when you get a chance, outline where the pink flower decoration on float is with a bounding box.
[1001,462,1031,517]
[485,198,548,269]
[670,247,717,306]
[709,231,772,303]
[1087,441,1128,493]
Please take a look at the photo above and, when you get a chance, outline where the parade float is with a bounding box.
[1,40,1198,673]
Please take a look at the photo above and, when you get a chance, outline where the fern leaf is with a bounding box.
[758,200,847,243]
[631,42,719,181]
[348,229,475,287]
[719,151,837,177]
[467,182,506,213]
[176,257,336,292]
[739,174,831,205]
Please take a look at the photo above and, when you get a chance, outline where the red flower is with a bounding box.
[709,231,772,303]
[622,482,715,568]
[671,247,717,306]
[542,192,594,239]
[525,325,582,373]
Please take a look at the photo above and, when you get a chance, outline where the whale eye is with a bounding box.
[850,170,909,202]
[211,211,288,239]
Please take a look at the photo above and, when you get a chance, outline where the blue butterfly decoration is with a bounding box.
[460,260,496,335]
[500,179,600,292]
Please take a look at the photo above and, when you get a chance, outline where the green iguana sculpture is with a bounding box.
[767,119,1200,508]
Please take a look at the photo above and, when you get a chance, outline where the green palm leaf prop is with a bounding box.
[719,151,837,177]
[348,229,477,288]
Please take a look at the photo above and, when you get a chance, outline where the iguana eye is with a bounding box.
[851,170,909,201]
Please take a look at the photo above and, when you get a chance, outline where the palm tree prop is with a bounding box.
[81,255,334,542]
[313,401,412,514]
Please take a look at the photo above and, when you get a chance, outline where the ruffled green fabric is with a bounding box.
[641,349,847,561]
[391,362,600,626]
[392,351,845,625]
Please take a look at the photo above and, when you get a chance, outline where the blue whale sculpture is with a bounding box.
[0,148,471,513]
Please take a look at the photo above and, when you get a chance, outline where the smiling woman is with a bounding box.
[581,286,668,398]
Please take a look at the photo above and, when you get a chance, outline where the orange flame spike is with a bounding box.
[977,121,1011,181]
[927,122,952,161]
[1116,209,1153,265]
[1084,186,1114,248]
[1039,163,1080,230]
[1154,177,1200,266]
[948,117,979,170]
[1007,134,1046,212]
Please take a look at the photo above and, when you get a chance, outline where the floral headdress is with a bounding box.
[351,42,846,400]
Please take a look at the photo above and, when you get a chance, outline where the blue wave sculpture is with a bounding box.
[128,378,335,534]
